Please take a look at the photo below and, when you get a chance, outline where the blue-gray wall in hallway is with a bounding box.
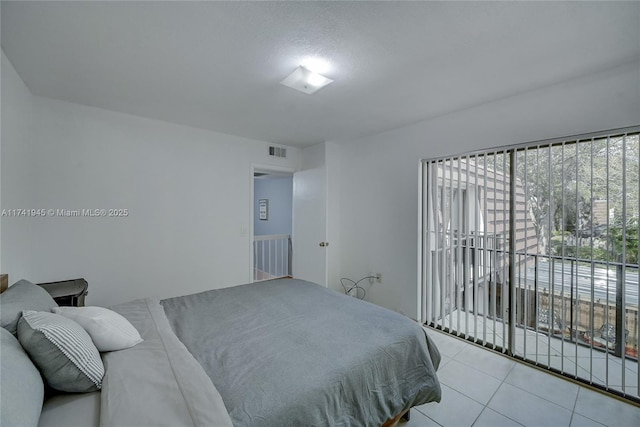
[254,176,293,236]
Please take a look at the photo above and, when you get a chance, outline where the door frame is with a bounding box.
[250,164,297,282]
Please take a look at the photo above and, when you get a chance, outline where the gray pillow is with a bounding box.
[17,311,104,393]
[0,327,44,427]
[0,279,58,335]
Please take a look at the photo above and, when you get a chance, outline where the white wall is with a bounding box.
[1,51,34,280]
[335,60,640,320]
[1,52,301,306]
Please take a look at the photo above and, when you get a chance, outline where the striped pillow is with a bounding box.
[17,311,104,392]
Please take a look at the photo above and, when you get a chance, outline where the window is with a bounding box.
[420,127,640,402]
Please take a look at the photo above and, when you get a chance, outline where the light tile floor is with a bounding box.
[440,311,639,398]
[399,327,640,427]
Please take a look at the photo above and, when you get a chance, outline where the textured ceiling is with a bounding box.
[2,1,639,147]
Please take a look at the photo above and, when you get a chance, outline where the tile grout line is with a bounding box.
[436,331,574,426]
[425,327,639,426]
[448,346,516,382]
[471,406,526,427]
[571,387,610,427]
[427,326,640,400]
[567,385,581,427]
[412,405,443,426]
[501,372,579,414]
[431,348,523,427]
[472,358,527,427]
[426,328,471,358]
[466,337,637,412]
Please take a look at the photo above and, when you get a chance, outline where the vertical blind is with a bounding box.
[420,127,640,402]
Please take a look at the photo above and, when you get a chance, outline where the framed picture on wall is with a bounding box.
[259,199,269,220]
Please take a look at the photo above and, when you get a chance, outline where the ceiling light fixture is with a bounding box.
[280,66,333,95]
[300,57,332,75]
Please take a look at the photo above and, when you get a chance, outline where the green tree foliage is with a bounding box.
[514,135,639,263]
[608,218,639,264]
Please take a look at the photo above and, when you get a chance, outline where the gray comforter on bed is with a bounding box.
[101,299,233,427]
[160,278,441,426]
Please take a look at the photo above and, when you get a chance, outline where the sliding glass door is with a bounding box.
[420,127,640,402]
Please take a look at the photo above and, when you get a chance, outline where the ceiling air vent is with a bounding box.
[268,146,287,158]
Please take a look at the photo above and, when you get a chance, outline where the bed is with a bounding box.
[1,278,441,426]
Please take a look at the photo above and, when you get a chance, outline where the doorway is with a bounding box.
[252,168,294,281]
[251,156,329,287]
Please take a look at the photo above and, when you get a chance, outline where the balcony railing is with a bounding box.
[427,233,639,398]
[510,254,638,360]
[429,235,638,360]
[253,234,291,281]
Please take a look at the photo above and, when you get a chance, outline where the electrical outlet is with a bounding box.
[369,273,382,284]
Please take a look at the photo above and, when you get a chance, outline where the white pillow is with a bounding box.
[52,306,143,352]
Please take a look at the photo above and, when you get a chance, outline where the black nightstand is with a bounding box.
[37,278,88,307]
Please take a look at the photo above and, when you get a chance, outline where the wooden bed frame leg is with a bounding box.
[381,408,410,427]
[401,409,410,421]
